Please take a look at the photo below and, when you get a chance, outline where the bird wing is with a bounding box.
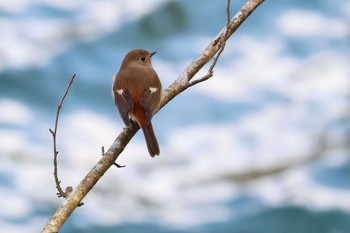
[140,87,161,124]
[114,89,134,126]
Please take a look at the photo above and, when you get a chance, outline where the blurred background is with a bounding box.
[0,0,349,232]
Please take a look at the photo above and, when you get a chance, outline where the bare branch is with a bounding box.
[160,0,264,107]
[42,0,264,232]
[187,0,231,88]
[49,74,76,199]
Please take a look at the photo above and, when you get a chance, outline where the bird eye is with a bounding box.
[140,56,146,62]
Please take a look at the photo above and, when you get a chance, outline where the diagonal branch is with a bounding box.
[160,0,264,107]
[42,0,264,232]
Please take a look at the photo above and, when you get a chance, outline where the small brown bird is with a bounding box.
[112,49,162,157]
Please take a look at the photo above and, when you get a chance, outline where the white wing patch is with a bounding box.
[112,89,124,101]
[117,89,124,95]
[149,87,158,93]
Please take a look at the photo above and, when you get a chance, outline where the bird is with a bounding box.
[112,49,162,157]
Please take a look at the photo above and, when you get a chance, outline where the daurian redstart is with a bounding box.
[112,49,162,157]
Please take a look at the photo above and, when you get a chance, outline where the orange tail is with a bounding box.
[142,122,160,157]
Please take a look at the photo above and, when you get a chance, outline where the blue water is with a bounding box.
[0,0,349,232]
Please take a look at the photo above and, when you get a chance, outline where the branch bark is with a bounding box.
[42,0,264,232]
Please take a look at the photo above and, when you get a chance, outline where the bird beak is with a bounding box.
[150,51,157,57]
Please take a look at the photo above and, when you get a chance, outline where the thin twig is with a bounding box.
[187,0,231,88]
[49,74,76,199]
